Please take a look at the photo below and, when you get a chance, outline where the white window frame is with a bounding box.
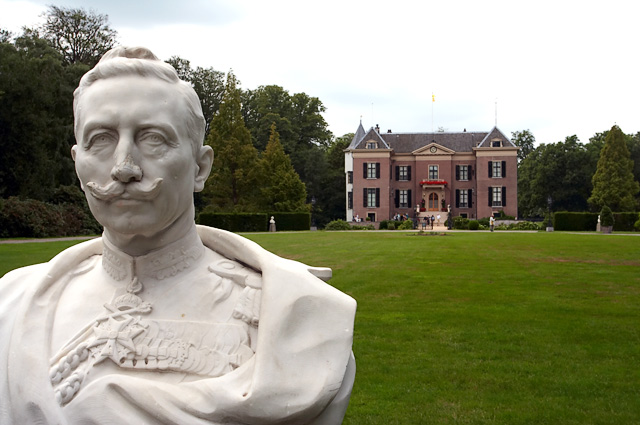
[459,165,469,181]
[429,165,439,180]
[367,163,377,179]
[458,190,468,208]
[398,166,409,181]
[492,187,502,207]
[367,188,377,207]
[492,161,502,178]
[399,190,409,208]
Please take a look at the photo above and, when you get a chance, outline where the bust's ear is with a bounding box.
[71,145,77,161]
[194,145,213,192]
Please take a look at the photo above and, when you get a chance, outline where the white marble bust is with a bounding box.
[0,47,356,424]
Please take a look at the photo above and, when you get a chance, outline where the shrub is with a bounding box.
[507,221,541,231]
[351,224,375,230]
[468,220,480,230]
[398,220,414,230]
[497,210,515,220]
[453,216,469,230]
[635,218,640,231]
[324,219,352,231]
[478,217,490,228]
[600,206,614,227]
[0,196,101,238]
[387,223,396,230]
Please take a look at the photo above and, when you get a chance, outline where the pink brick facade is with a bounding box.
[345,125,518,222]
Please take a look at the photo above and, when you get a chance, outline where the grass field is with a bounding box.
[1,231,639,424]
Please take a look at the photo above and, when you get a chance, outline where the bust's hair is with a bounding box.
[73,46,206,152]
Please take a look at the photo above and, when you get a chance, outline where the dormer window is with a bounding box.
[366,141,378,149]
[491,139,502,147]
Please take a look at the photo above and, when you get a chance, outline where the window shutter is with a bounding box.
[375,188,380,207]
[395,166,399,181]
[363,163,367,179]
[408,166,412,181]
[488,187,492,207]
[468,189,473,208]
[376,163,380,179]
[502,186,506,207]
[455,165,460,181]
[488,161,492,178]
[408,190,412,207]
[501,161,507,178]
[455,189,460,208]
[395,190,399,208]
[363,188,367,207]
[469,165,473,179]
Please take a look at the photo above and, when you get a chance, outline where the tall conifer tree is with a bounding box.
[257,124,308,212]
[203,71,259,211]
[588,125,639,211]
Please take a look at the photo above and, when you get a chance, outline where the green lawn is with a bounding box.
[1,231,639,424]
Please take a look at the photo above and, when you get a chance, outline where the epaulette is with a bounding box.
[208,259,262,327]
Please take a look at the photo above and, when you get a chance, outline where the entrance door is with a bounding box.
[428,193,439,211]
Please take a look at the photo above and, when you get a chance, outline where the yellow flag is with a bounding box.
[432,94,435,102]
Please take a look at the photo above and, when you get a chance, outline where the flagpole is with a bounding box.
[431,92,434,136]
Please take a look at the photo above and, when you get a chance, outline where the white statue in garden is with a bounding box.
[0,47,356,424]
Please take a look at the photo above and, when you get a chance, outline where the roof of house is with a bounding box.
[347,125,515,153]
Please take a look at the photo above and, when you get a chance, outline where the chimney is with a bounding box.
[375,124,380,133]
[387,129,392,133]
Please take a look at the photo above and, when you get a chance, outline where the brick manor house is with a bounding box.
[344,122,518,222]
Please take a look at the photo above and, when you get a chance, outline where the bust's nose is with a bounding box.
[110,134,142,183]
[111,154,143,182]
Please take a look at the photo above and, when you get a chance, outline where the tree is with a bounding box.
[166,56,225,137]
[202,71,259,211]
[588,125,639,211]
[256,124,308,212]
[517,136,593,217]
[39,5,117,66]
[511,130,535,162]
[241,85,332,176]
[0,31,81,199]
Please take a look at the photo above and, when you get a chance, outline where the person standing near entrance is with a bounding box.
[490,216,495,232]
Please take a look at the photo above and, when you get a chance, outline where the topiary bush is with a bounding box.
[468,220,480,230]
[600,205,614,227]
[634,218,640,231]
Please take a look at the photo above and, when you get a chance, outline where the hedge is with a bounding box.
[613,212,640,231]
[197,213,268,232]
[553,212,599,231]
[268,212,310,231]
[552,211,639,231]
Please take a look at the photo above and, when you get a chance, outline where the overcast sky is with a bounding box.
[1,0,638,145]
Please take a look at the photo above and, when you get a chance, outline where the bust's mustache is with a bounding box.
[85,178,164,201]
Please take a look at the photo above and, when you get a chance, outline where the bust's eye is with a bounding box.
[138,131,169,156]
[88,133,116,151]
[139,132,166,146]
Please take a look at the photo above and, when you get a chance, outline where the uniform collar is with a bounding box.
[101,226,204,282]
